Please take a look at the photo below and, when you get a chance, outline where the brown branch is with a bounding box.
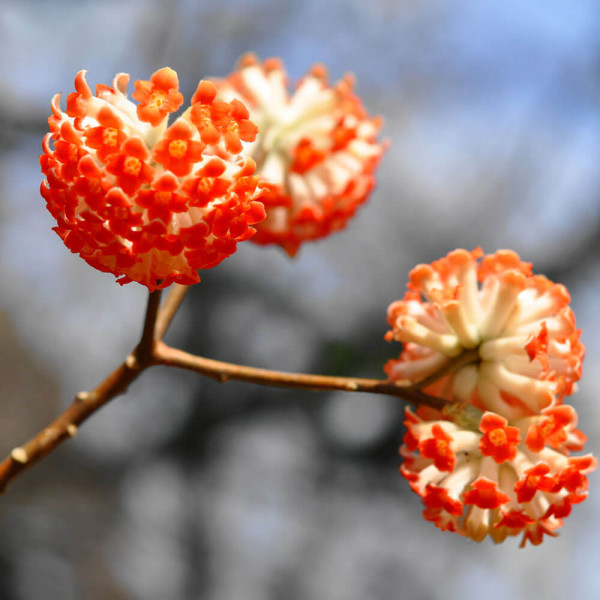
[155,284,190,341]
[0,289,163,493]
[135,289,163,363]
[0,284,478,493]
[408,349,480,390]
[0,361,143,492]
[152,342,464,410]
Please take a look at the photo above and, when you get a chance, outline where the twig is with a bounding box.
[155,284,190,341]
[0,361,141,492]
[0,287,478,492]
[152,342,472,409]
[0,289,163,493]
[407,349,480,389]
[135,288,163,363]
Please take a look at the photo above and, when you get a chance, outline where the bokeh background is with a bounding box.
[1,0,600,598]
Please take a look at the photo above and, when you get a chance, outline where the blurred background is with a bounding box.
[1,0,600,598]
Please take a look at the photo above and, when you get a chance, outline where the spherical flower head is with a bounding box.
[401,405,595,546]
[212,53,387,256]
[40,69,266,290]
[385,249,584,420]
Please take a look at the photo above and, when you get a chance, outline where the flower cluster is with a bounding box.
[213,54,386,256]
[386,249,595,545]
[40,68,266,290]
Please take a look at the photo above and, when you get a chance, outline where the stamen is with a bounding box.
[168,139,188,158]
[123,157,142,176]
[102,128,119,147]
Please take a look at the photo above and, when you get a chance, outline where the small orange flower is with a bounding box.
[82,106,128,162]
[478,412,521,464]
[423,484,464,517]
[418,424,456,471]
[514,463,558,503]
[189,81,258,153]
[135,174,189,224]
[40,69,266,290]
[105,137,155,194]
[152,120,205,177]
[463,478,511,510]
[132,67,184,127]
[524,404,585,453]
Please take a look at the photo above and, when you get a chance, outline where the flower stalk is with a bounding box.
[151,342,451,407]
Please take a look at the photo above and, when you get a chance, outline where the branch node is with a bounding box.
[125,354,140,370]
[345,381,359,391]
[75,391,90,402]
[67,424,78,438]
[219,373,230,383]
[10,448,28,464]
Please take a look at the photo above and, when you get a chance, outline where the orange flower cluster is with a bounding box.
[41,59,385,285]
[214,54,387,256]
[386,249,595,545]
[40,68,265,290]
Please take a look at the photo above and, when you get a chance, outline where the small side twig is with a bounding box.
[155,284,189,341]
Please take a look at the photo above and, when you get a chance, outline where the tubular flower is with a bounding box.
[401,406,596,546]
[40,69,266,290]
[385,249,584,420]
[213,53,387,256]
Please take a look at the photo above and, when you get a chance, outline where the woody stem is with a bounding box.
[0,291,477,493]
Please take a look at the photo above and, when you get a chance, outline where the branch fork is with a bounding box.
[0,285,477,493]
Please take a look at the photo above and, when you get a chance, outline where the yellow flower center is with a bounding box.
[436,439,449,455]
[123,156,142,176]
[489,428,507,446]
[149,90,167,108]
[196,106,212,127]
[155,191,171,204]
[168,139,188,159]
[102,128,119,147]
[540,419,555,438]
[196,178,214,193]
